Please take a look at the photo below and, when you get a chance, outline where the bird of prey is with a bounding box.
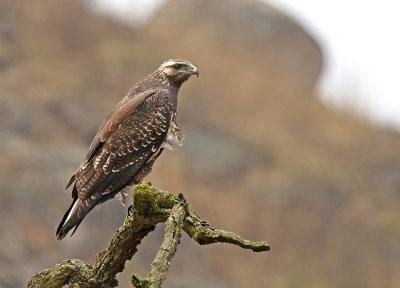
[56,59,199,240]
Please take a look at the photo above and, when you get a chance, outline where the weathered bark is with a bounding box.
[28,183,270,288]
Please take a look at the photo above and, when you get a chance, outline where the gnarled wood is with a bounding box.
[28,184,270,288]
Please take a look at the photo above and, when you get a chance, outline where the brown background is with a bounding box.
[0,0,399,287]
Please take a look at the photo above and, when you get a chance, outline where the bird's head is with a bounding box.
[158,59,199,86]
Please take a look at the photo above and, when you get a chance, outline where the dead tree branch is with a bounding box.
[28,183,270,288]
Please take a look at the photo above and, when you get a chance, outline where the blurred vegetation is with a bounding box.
[0,0,399,287]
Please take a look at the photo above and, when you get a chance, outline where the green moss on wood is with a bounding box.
[28,183,269,288]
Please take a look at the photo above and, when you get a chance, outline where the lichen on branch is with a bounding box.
[28,183,270,288]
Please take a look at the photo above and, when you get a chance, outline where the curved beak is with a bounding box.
[189,64,199,78]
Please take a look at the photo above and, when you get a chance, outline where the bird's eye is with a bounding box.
[173,64,182,69]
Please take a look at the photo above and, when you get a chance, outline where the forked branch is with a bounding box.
[28,184,270,288]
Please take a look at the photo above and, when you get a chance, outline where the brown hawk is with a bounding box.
[56,59,198,240]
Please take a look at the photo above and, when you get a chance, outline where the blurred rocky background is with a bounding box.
[1,0,399,287]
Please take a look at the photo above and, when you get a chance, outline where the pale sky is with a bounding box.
[267,0,400,129]
[90,0,400,130]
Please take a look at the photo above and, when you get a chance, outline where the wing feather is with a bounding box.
[71,89,172,200]
[65,88,159,192]
[102,91,172,174]
[85,88,158,164]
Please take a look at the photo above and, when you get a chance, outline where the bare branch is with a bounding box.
[132,198,186,287]
[183,209,270,252]
[27,259,93,288]
[28,184,269,288]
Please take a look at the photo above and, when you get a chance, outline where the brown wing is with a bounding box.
[73,89,172,199]
[57,89,173,239]
[86,89,159,165]
[65,88,158,189]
